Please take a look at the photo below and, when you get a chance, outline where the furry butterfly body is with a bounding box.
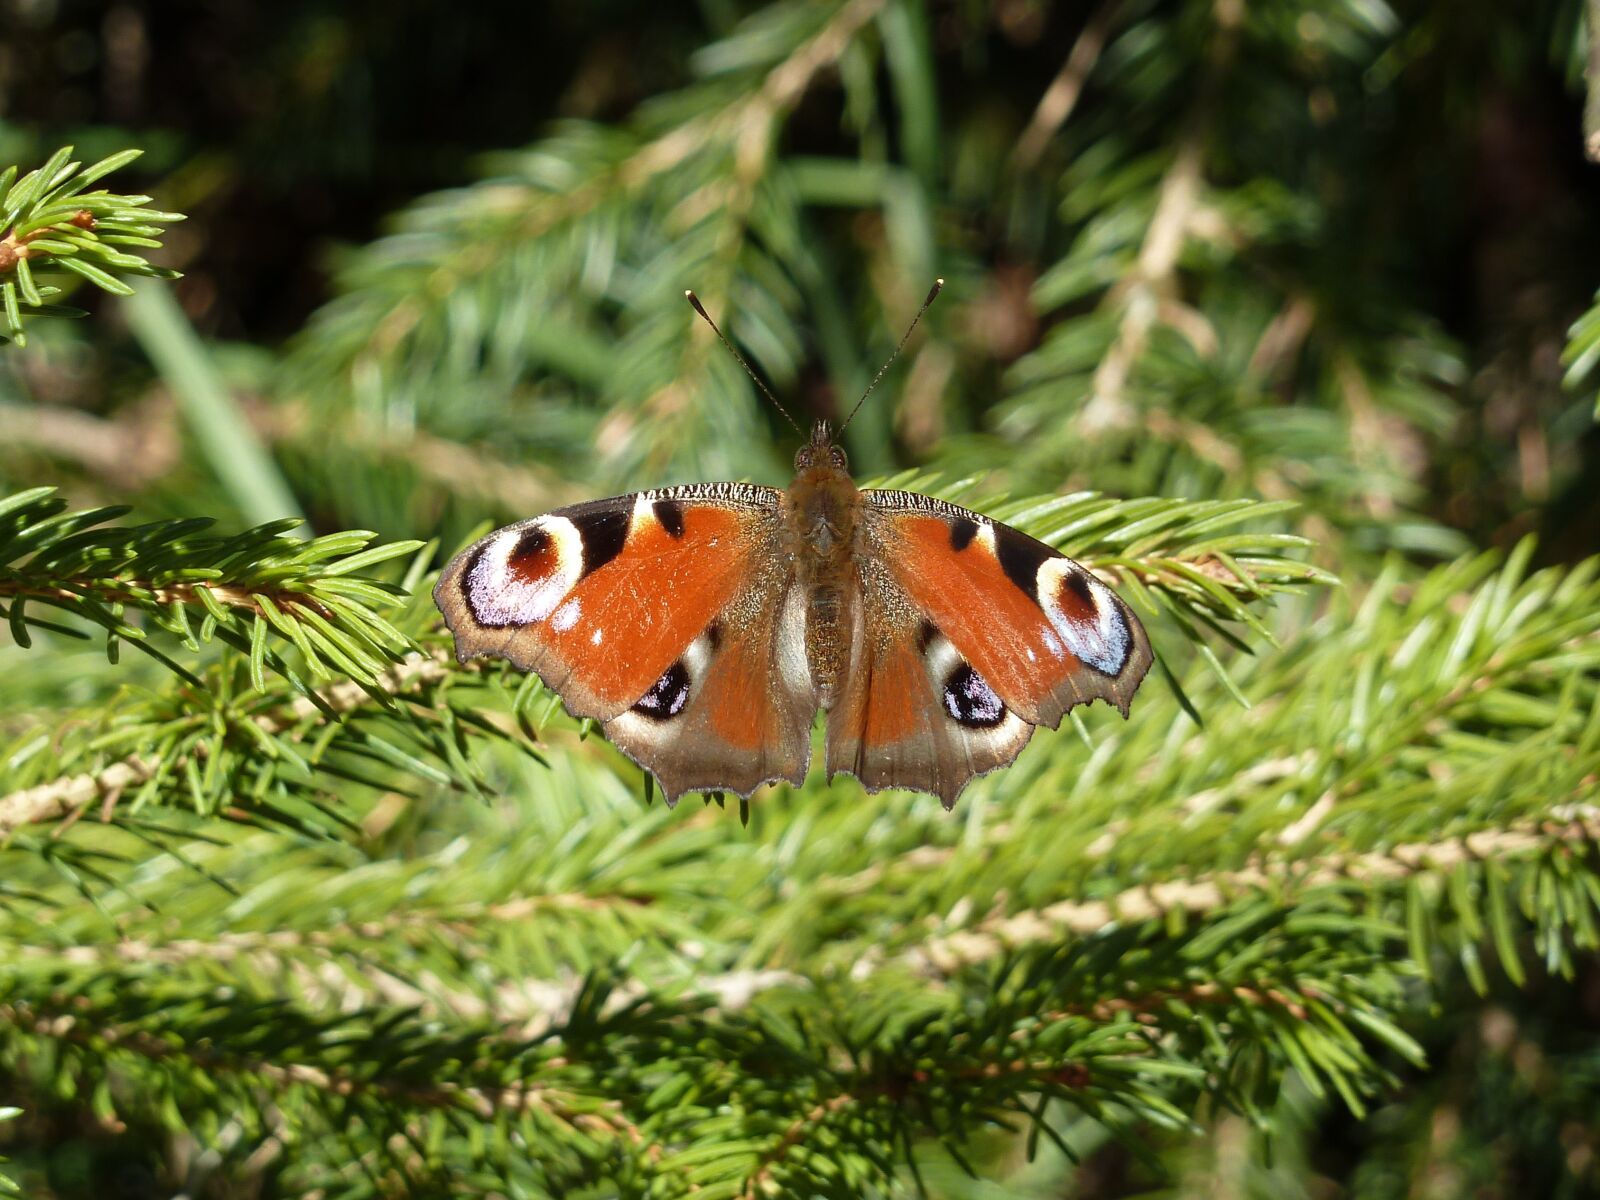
[434,421,1152,807]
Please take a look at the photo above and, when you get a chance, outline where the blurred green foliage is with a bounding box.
[1,0,1599,1197]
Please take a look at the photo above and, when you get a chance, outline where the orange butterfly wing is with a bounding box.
[825,491,1152,806]
[434,484,815,800]
[857,491,1151,724]
[825,555,1036,806]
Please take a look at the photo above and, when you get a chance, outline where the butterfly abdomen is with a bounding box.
[782,455,863,711]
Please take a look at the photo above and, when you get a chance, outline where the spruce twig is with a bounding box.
[0,653,451,836]
[0,146,182,347]
[892,809,1600,978]
[0,487,420,690]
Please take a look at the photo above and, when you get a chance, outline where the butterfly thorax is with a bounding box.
[783,422,861,710]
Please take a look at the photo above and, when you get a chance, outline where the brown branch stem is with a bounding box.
[0,652,451,837]
[0,210,94,272]
[896,809,1600,977]
[741,1093,857,1200]
[0,576,293,612]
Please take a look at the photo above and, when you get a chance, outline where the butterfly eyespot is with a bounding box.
[942,663,1006,729]
[457,517,586,628]
[1037,560,1131,677]
[1055,570,1097,619]
[507,527,553,578]
[632,660,691,720]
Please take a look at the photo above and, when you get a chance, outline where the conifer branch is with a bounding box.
[1012,0,1122,169]
[10,546,1592,992]
[0,147,181,347]
[0,653,451,837]
[0,486,1323,844]
[0,641,517,846]
[2,541,1592,1190]
[0,909,1414,1196]
[0,488,421,695]
[894,808,1600,978]
[1077,0,1239,434]
[21,804,1594,1030]
[284,0,893,496]
[0,997,637,1141]
[997,5,1463,556]
[767,544,1600,981]
[1563,285,1600,419]
[1080,135,1207,434]
[0,487,487,842]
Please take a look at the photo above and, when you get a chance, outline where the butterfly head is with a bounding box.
[794,420,848,474]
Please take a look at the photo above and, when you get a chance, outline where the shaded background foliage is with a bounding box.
[3,0,1596,545]
[1,0,1599,1197]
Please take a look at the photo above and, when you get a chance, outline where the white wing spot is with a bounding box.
[629,493,656,536]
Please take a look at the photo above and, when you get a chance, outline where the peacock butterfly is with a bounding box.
[434,282,1151,807]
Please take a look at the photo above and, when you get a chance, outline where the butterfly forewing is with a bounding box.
[604,568,814,801]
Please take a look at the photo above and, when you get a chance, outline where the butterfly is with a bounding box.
[434,282,1152,808]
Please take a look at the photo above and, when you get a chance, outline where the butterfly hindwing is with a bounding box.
[825,555,1035,807]
[603,571,814,801]
[860,490,1152,721]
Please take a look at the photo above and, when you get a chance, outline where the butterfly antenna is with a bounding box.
[684,290,802,435]
[837,277,944,436]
